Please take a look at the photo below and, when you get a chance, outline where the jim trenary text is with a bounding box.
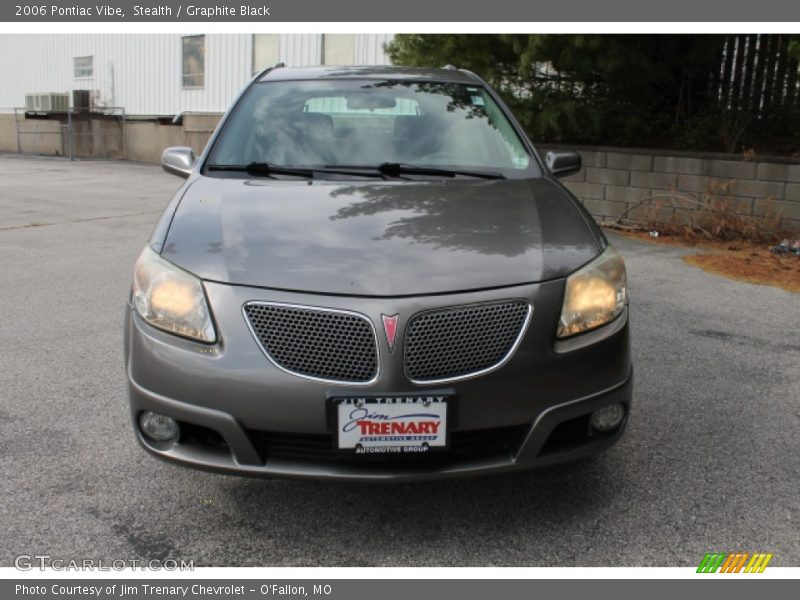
[15,584,333,598]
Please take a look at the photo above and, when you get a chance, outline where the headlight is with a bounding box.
[132,246,217,343]
[557,245,627,338]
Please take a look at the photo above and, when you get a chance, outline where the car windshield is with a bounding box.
[207,79,536,176]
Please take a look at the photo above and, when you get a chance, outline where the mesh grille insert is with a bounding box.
[404,300,530,382]
[244,303,378,383]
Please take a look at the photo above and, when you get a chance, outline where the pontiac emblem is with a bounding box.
[381,314,399,352]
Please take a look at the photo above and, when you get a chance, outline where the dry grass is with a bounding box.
[612,229,800,293]
[606,177,800,292]
[684,249,800,293]
[613,179,793,244]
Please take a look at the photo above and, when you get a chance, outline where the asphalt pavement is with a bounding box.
[1,155,798,567]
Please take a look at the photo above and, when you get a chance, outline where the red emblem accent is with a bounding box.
[382,314,399,352]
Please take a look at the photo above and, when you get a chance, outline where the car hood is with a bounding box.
[159,176,601,296]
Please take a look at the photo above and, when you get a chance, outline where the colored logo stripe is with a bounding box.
[697,552,773,573]
[744,553,773,573]
[720,553,749,573]
[697,553,726,573]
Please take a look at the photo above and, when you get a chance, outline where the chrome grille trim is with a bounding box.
[403,300,533,385]
[242,301,380,386]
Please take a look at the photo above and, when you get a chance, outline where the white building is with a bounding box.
[0,34,395,116]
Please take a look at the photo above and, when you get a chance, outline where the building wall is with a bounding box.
[0,33,394,116]
[0,34,252,115]
[354,34,394,65]
[0,114,63,155]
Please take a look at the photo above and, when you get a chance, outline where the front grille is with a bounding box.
[404,300,531,383]
[243,303,378,384]
[247,425,528,465]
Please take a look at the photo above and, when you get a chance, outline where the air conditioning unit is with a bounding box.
[72,89,91,111]
[24,92,69,112]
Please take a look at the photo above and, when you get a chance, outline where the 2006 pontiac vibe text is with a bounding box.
[124,65,632,481]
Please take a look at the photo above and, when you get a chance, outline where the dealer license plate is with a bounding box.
[333,395,450,454]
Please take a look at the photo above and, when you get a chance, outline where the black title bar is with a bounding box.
[3,0,800,22]
[4,579,799,600]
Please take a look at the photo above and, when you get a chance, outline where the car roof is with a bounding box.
[256,65,484,85]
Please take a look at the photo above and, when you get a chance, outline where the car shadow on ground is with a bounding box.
[213,453,620,557]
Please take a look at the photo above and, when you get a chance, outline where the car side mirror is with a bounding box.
[161,147,196,179]
[545,151,582,178]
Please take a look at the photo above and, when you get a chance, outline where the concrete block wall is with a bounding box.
[125,113,223,162]
[124,122,185,163]
[0,112,223,163]
[541,144,800,231]
[0,114,64,155]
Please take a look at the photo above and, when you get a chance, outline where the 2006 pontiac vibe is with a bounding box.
[124,65,632,481]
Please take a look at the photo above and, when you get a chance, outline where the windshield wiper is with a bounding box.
[318,166,392,179]
[206,162,504,180]
[207,163,395,180]
[206,162,315,178]
[376,163,505,180]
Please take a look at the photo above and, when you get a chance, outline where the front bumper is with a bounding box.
[125,279,633,482]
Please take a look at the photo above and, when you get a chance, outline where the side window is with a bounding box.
[182,35,205,88]
[74,56,93,78]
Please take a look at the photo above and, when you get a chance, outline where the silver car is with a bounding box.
[124,65,632,481]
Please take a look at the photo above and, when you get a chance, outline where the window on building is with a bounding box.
[182,35,205,88]
[74,56,93,78]
[252,34,281,74]
[322,34,355,65]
